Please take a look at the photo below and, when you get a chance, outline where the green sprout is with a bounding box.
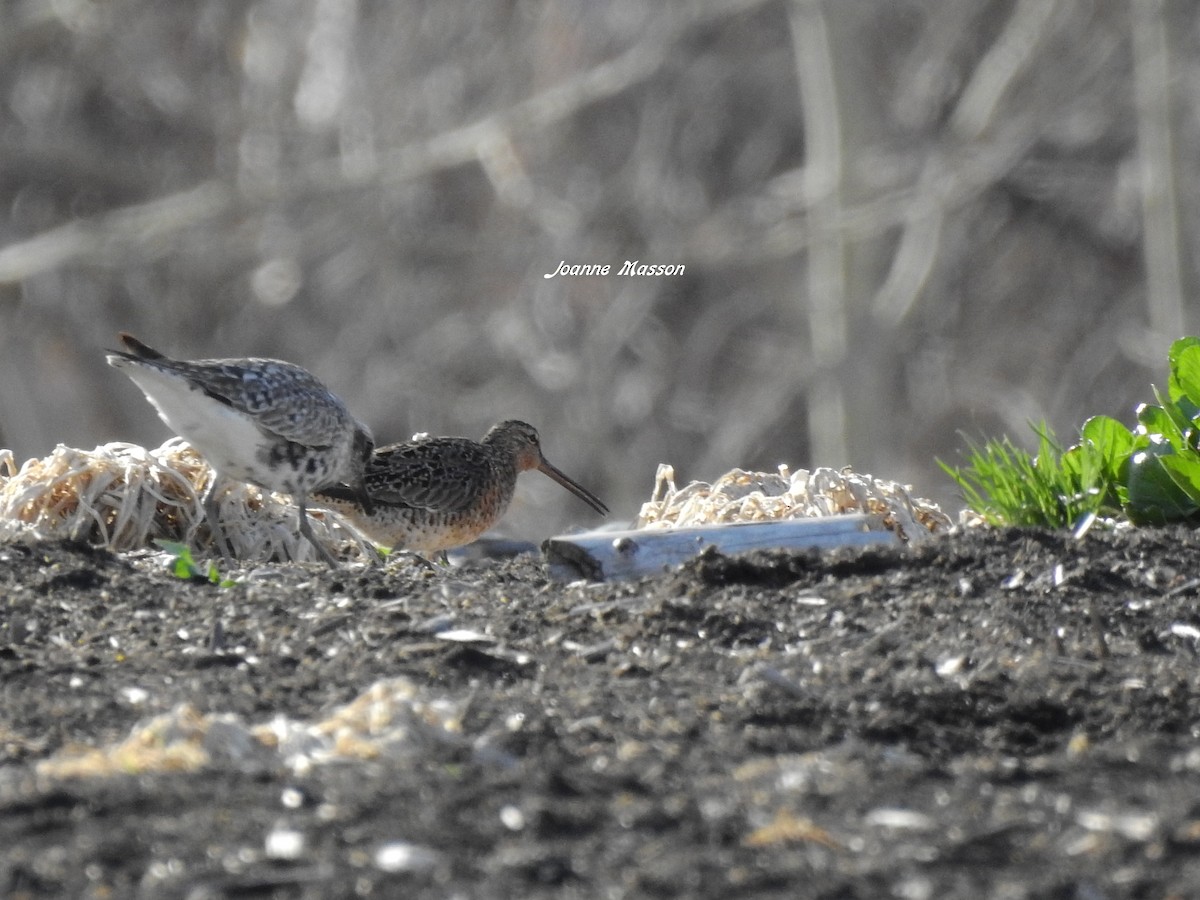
[155,540,237,587]
[939,421,1122,528]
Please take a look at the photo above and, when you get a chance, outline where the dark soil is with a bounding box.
[3,528,1200,899]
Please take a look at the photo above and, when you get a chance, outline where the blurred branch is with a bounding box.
[0,182,234,283]
[1130,0,1184,338]
[869,176,942,328]
[949,0,1058,141]
[0,0,775,285]
[688,1,1061,272]
[686,113,1040,266]
[890,7,988,131]
[874,0,1059,326]
[788,0,847,465]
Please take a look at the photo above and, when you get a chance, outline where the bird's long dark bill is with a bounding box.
[538,460,609,515]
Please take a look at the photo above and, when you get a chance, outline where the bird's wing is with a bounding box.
[362,438,492,512]
[107,334,358,448]
[168,360,351,448]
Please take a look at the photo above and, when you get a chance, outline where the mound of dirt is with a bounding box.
[3,527,1200,898]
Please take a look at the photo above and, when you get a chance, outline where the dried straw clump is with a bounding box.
[36,677,463,779]
[0,439,367,563]
[636,463,954,543]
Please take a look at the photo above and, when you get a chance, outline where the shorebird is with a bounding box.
[106,332,374,567]
[314,420,608,558]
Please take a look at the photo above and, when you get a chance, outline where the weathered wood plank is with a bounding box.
[543,514,899,581]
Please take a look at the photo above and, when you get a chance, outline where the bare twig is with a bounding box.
[949,0,1059,141]
[788,0,848,466]
[875,0,1060,326]
[685,113,1042,267]
[0,0,776,285]
[1130,0,1184,338]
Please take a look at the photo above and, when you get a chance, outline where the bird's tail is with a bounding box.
[116,333,167,361]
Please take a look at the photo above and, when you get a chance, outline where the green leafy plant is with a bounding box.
[1122,336,1200,524]
[939,421,1122,528]
[943,337,1200,528]
[155,540,237,587]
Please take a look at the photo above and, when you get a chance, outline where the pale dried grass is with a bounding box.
[0,439,369,564]
[636,463,954,543]
[36,677,462,779]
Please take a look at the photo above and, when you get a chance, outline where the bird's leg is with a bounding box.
[296,493,340,569]
[393,550,439,573]
[201,477,235,562]
[310,500,383,566]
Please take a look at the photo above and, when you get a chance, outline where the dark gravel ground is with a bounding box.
[3,527,1200,899]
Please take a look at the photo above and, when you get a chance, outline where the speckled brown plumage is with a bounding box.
[315,420,608,554]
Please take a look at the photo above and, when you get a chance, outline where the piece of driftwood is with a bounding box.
[543,514,899,581]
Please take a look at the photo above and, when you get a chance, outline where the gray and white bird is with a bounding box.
[106,332,374,567]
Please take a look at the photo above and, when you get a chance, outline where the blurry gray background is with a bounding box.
[1,0,1197,533]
